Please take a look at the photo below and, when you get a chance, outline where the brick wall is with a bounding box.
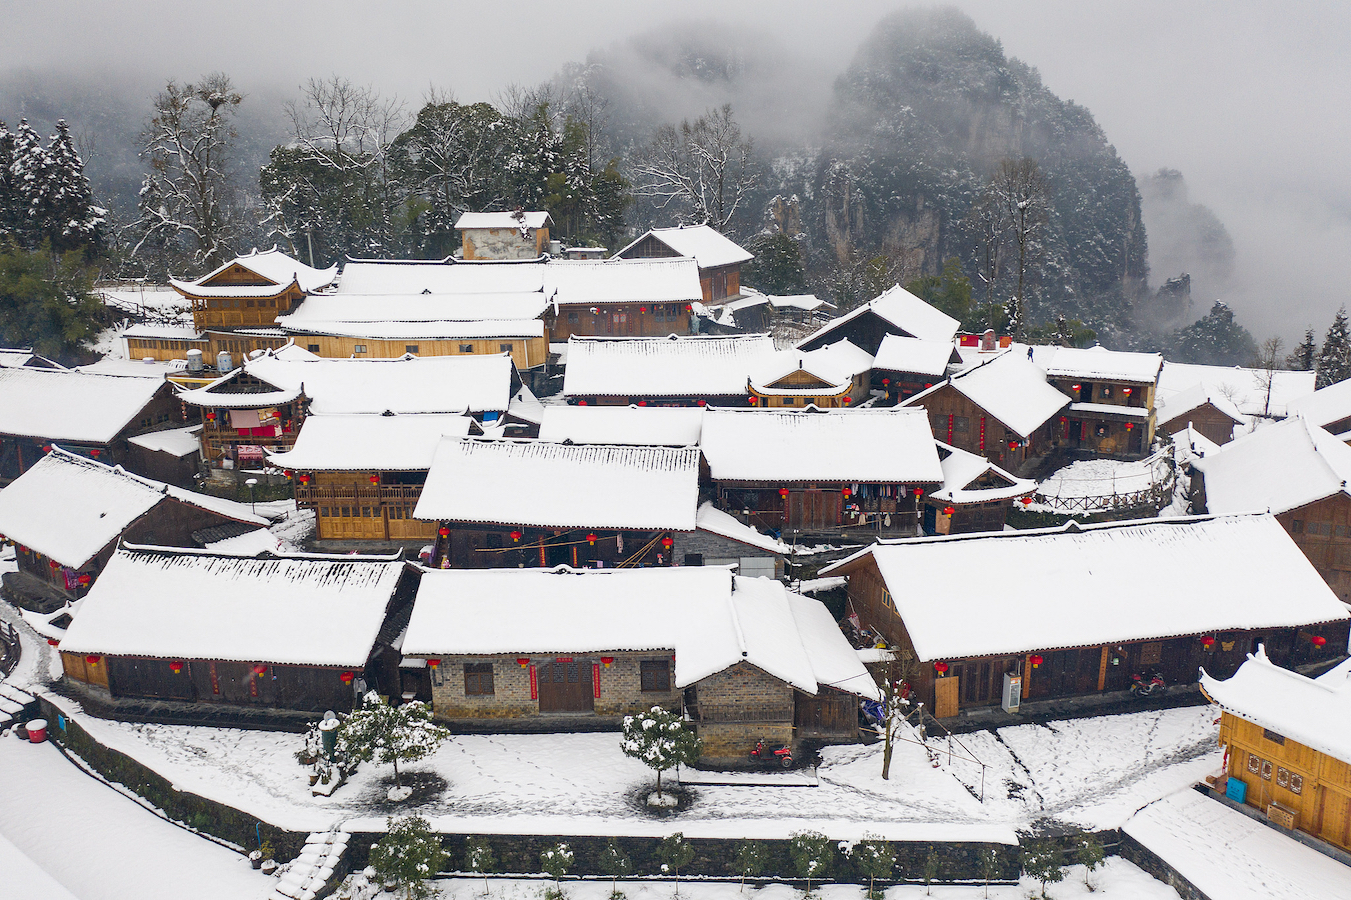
[671,531,783,577]
[692,661,795,758]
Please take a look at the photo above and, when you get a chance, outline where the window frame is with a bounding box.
[640,659,671,693]
[464,662,495,696]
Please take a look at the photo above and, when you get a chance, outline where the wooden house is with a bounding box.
[1192,416,1351,603]
[455,210,552,260]
[168,248,338,365]
[543,257,704,340]
[125,425,204,488]
[269,413,479,546]
[871,335,961,402]
[413,438,701,569]
[747,341,873,409]
[0,348,64,369]
[122,323,211,365]
[820,514,1350,719]
[562,334,777,407]
[1157,361,1316,421]
[1037,345,1163,458]
[1155,383,1249,446]
[615,225,753,304]
[904,350,1069,472]
[0,367,181,483]
[797,284,960,355]
[699,407,943,535]
[1201,649,1351,852]
[0,449,266,599]
[1288,378,1351,442]
[400,566,879,760]
[923,441,1036,535]
[56,546,414,713]
[702,290,834,332]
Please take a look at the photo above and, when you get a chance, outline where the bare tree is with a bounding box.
[632,104,757,232]
[132,73,245,270]
[1252,336,1286,419]
[286,76,406,163]
[965,187,1009,328]
[987,158,1049,339]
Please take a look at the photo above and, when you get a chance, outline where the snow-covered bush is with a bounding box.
[339,691,449,798]
[850,833,895,899]
[369,816,446,900]
[1020,839,1064,899]
[620,706,700,801]
[658,832,695,895]
[789,830,832,896]
[539,843,574,899]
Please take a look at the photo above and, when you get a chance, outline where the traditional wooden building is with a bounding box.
[0,367,181,483]
[401,566,878,759]
[820,514,1350,719]
[1155,383,1249,446]
[703,290,834,332]
[747,341,873,409]
[57,546,414,713]
[0,449,266,599]
[699,407,944,535]
[544,257,704,340]
[1157,361,1316,421]
[1202,649,1351,852]
[904,350,1069,472]
[414,438,701,569]
[1037,345,1163,458]
[562,334,776,407]
[797,284,960,355]
[270,413,479,546]
[1193,416,1351,603]
[615,225,753,304]
[455,210,552,260]
[121,323,211,365]
[871,334,961,402]
[923,441,1036,535]
[1288,378,1351,442]
[125,425,203,488]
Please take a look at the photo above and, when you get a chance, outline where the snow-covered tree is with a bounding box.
[369,815,447,900]
[619,705,700,801]
[539,843,574,899]
[1076,831,1105,889]
[464,836,495,895]
[632,104,757,233]
[1318,307,1351,389]
[1168,301,1258,367]
[339,692,450,794]
[788,831,832,896]
[1287,327,1316,372]
[1020,839,1064,900]
[658,833,695,896]
[8,120,54,249]
[850,834,896,900]
[45,120,105,254]
[733,841,769,893]
[987,158,1049,340]
[598,841,632,900]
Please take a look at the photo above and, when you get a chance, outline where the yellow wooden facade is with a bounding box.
[750,368,868,409]
[291,334,548,370]
[1218,710,1351,851]
[297,471,437,543]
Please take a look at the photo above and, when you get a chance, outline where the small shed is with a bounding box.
[57,546,413,712]
[455,210,552,260]
[1156,382,1249,446]
[923,441,1035,535]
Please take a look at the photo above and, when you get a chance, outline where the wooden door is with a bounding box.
[934,674,960,718]
[537,658,594,713]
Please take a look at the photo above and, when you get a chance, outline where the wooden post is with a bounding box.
[1097,646,1110,691]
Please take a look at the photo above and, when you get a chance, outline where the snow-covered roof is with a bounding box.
[930,441,1035,504]
[277,292,548,340]
[455,211,552,231]
[173,248,337,295]
[872,335,957,377]
[337,259,545,295]
[562,334,777,398]
[750,340,873,395]
[0,368,167,443]
[717,290,832,317]
[821,514,1348,661]
[1039,345,1163,383]
[268,414,475,471]
[700,408,944,484]
[798,284,960,347]
[403,566,879,699]
[0,348,63,369]
[414,438,701,530]
[1287,378,1351,430]
[616,225,754,269]
[1155,382,1248,428]
[127,425,202,457]
[57,546,406,667]
[1067,401,1151,419]
[77,357,188,379]
[1193,416,1351,516]
[547,257,703,306]
[538,405,704,446]
[1157,362,1316,418]
[904,350,1070,438]
[121,323,205,341]
[1202,648,1351,766]
[695,502,788,553]
[176,352,517,414]
[0,449,264,568]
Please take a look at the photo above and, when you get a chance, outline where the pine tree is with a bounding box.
[0,121,16,241]
[1286,327,1316,371]
[1318,307,1351,389]
[45,120,105,254]
[539,843,574,900]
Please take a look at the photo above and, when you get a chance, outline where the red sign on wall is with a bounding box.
[528,664,538,700]
[593,663,601,698]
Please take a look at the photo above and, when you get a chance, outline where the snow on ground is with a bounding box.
[419,860,1181,900]
[0,831,81,899]
[1124,788,1351,900]
[0,738,272,900]
[1032,455,1171,512]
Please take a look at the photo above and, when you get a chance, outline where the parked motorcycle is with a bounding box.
[1130,671,1166,697]
[749,738,793,768]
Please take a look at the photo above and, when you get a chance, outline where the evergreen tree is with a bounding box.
[744,233,807,295]
[1318,307,1351,389]
[788,831,832,897]
[1287,327,1316,371]
[369,816,447,900]
[1168,301,1258,367]
[733,841,769,893]
[338,691,451,793]
[8,119,54,249]
[539,843,574,900]
[45,120,105,254]
[0,245,104,361]
[1076,831,1105,890]
[1020,839,1065,900]
[850,834,896,900]
[464,837,495,895]
[598,841,632,900]
[906,257,972,323]
[658,833,696,897]
[620,706,700,801]
[0,121,17,241]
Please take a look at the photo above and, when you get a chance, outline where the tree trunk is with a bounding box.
[392,754,401,788]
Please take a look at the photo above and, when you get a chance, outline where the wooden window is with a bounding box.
[319,507,329,517]
[1247,753,1261,774]
[499,343,514,353]
[246,300,255,308]
[353,344,367,354]
[684,553,704,566]
[464,662,494,696]
[460,344,474,353]
[1290,773,1303,794]
[487,533,503,548]
[1292,520,1303,533]
[1263,728,1286,746]
[1277,767,1290,788]
[1139,642,1162,665]
[953,416,969,432]
[641,660,671,692]
[406,345,419,354]
[308,344,320,352]
[882,589,894,609]
[1261,760,1273,781]
[567,312,579,324]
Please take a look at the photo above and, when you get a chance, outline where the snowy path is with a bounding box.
[0,737,272,900]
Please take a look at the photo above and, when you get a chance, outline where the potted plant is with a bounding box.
[249,849,263,870]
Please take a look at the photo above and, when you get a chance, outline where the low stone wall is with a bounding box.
[1117,830,1211,900]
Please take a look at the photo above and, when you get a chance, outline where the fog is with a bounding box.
[5,0,1349,343]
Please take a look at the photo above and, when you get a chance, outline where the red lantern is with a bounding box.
[779,487,789,498]
[601,656,614,668]
[637,400,648,407]
[933,661,949,674]
[516,658,530,668]
[253,664,268,676]
[41,445,51,453]
[943,505,955,515]
[427,659,440,669]
[1020,496,1034,506]
[206,411,216,421]
[697,399,706,407]
[1125,423,1135,431]
[340,671,355,683]
[639,306,648,313]
[510,530,522,542]
[49,559,60,569]
[77,574,91,585]
[1072,384,1081,391]
[882,378,890,386]
[369,475,380,485]
[587,533,598,545]
[661,536,674,550]
[842,395,852,405]
[913,487,924,497]
[685,304,692,312]
[924,383,933,389]
[578,400,588,406]
[1030,654,1044,667]
[90,449,100,458]
[1008,440,1019,451]
[1313,635,1328,647]
[1123,388,1133,395]
[299,474,311,485]
[438,527,449,537]
[169,661,184,674]
[46,638,59,647]
[842,487,852,498]
[748,396,758,405]
[85,655,100,666]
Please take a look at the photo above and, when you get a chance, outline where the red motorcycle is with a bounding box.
[749,739,793,768]
[1130,671,1165,698]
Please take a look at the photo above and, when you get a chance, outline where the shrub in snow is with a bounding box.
[978,847,1000,899]
[733,840,769,892]
[658,832,695,896]
[850,834,895,900]
[339,691,450,793]
[1020,839,1065,899]
[922,846,939,895]
[464,837,495,895]
[369,816,447,900]
[1075,831,1105,890]
[598,841,632,899]
[620,705,700,802]
[788,830,832,896]
[539,843,574,900]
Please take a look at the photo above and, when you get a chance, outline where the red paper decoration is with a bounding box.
[685,304,692,311]
[1201,636,1216,648]
[601,657,614,667]
[587,533,597,545]
[169,661,184,674]
[369,475,380,485]
[438,527,449,537]
[427,659,440,669]
[661,536,674,550]
[85,655,100,665]
[340,671,355,683]
[578,400,588,406]
[517,658,530,668]
[90,449,100,458]
[510,530,522,542]
[637,400,648,407]
[933,661,949,674]
[779,488,789,498]
[253,664,268,676]
[943,505,955,515]
[1313,635,1328,647]
[842,396,852,405]
[1030,654,1044,667]
[842,487,852,498]
[882,378,890,386]
[1020,496,1034,506]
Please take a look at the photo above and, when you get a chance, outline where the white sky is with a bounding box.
[9,0,1350,342]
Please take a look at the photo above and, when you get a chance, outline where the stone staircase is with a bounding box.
[268,827,351,900]
[0,681,35,730]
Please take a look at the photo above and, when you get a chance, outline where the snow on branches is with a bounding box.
[620,705,700,801]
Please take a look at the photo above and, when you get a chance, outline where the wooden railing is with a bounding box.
[0,621,20,680]
[295,484,425,505]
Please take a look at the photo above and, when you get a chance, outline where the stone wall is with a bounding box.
[671,531,783,578]
[692,661,795,759]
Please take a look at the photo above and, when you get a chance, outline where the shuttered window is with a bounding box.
[464,663,495,696]
[641,660,671,692]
